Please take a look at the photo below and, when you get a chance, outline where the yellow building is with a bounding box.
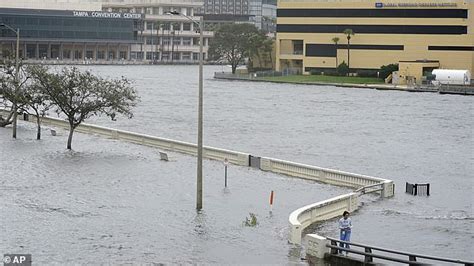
[275,0,474,83]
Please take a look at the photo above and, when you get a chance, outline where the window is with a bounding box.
[86,51,94,59]
[183,23,191,31]
[97,51,105,59]
[186,8,193,16]
[182,37,191,45]
[146,22,154,30]
[182,52,191,60]
[119,51,127,59]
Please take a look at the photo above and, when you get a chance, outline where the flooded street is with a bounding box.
[1,65,473,263]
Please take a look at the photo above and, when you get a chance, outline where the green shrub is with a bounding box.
[337,61,349,76]
[243,213,258,227]
[379,64,399,79]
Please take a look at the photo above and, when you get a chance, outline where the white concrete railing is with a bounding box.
[289,192,359,245]
[11,113,249,166]
[261,158,395,246]
[260,157,393,194]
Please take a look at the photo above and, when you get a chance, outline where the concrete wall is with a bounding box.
[18,113,250,166]
[289,192,359,244]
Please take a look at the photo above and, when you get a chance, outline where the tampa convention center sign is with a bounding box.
[73,11,143,19]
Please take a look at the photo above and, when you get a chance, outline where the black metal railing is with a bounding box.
[326,237,473,266]
[406,182,430,196]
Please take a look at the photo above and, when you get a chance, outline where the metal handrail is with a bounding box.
[326,237,474,265]
[326,244,428,265]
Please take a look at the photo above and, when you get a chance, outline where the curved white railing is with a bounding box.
[264,154,396,245]
[7,112,250,166]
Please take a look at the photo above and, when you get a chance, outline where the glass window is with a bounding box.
[86,51,94,59]
[182,37,191,45]
[183,23,191,31]
[182,52,191,60]
[146,22,154,30]
[97,51,105,59]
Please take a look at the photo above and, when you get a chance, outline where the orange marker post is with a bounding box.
[270,190,274,212]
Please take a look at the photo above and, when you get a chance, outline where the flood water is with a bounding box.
[1,65,473,264]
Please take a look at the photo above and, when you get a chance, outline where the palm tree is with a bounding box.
[154,21,164,62]
[343,29,354,74]
[331,37,340,68]
[171,22,180,62]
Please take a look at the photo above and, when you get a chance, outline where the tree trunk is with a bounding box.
[232,64,237,74]
[347,39,351,75]
[269,51,274,70]
[335,44,339,68]
[67,125,74,150]
[0,111,14,127]
[36,115,41,140]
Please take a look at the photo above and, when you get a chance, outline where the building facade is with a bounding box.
[276,0,474,81]
[102,0,212,63]
[196,0,263,29]
[0,0,212,63]
[0,7,141,61]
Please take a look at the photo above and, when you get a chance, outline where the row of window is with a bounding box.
[143,37,208,46]
[1,16,134,29]
[144,22,192,31]
[277,9,468,18]
[277,24,468,35]
[107,7,194,16]
[0,29,135,41]
[138,51,205,60]
[302,43,473,58]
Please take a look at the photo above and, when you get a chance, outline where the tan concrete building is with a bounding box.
[275,0,474,83]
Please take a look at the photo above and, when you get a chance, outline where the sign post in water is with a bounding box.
[224,158,229,187]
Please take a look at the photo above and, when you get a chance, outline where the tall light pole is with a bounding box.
[1,23,20,139]
[167,11,204,210]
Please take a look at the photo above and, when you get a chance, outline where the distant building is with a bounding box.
[0,7,141,61]
[276,0,474,84]
[0,0,211,63]
[262,3,276,34]
[196,0,263,29]
[102,0,212,63]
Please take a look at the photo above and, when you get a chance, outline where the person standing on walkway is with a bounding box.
[339,211,352,256]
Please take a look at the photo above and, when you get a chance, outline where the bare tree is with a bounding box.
[18,65,52,140]
[31,67,139,149]
[0,59,27,131]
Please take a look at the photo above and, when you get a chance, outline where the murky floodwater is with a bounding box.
[1,65,473,264]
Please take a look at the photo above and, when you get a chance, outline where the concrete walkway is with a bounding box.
[213,73,440,93]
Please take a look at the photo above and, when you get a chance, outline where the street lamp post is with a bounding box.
[167,11,204,210]
[1,23,20,139]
